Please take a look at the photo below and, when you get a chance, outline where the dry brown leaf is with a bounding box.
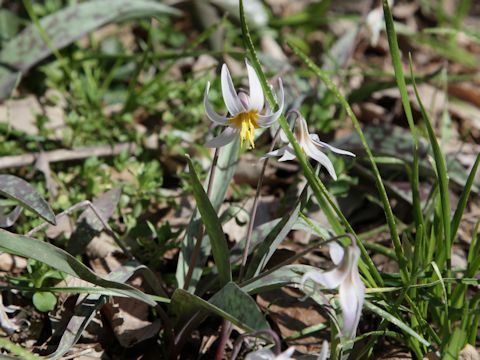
[0,253,27,273]
[449,82,480,109]
[102,288,162,348]
[460,344,480,360]
[257,287,326,354]
[0,95,65,138]
[90,252,161,348]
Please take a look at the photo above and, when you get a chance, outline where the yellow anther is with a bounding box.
[228,110,259,149]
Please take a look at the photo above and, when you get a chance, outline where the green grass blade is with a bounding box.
[443,328,467,360]
[0,229,155,306]
[450,154,480,243]
[383,0,426,248]
[0,337,41,359]
[409,59,451,272]
[365,301,431,348]
[186,156,232,287]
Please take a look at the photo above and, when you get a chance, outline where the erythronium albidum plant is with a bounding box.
[263,113,354,180]
[302,240,365,340]
[204,61,284,149]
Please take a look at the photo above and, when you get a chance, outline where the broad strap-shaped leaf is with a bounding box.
[0,0,180,99]
[0,206,22,228]
[0,229,155,306]
[231,216,332,265]
[0,174,55,225]
[176,139,239,291]
[170,282,268,331]
[245,184,309,279]
[242,264,318,295]
[48,263,159,360]
[186,156,232,287]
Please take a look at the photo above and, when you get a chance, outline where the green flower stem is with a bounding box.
[239,0,382,288]
[287,40,408,283]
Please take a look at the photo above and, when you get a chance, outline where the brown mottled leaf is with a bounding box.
[0,0,180,99]
[0,174,55,224]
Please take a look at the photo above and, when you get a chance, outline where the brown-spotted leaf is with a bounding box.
[0,0,180,99]
[0,174,55,225]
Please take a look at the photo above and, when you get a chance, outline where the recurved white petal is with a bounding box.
[205,127,238,148]
[302,267,347,290]
[257,79,284,127]
[317,341,329,360]
[310,135,355,157]
[304,142,338,180]
[204,82,229,125]
[221,64,245,115]
[278,147,297,161]
[245,347,295,360]
[245,348,275,360]
[279,128,289,143]
[328,241,345,266]
[339,245,365,339]
[277,347,295,360]
[246,61,264,111]
[261,147,286,159]
[339,274,364,339]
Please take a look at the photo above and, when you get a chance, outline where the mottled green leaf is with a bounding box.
[0,229,155,306]
[0,0,180,99]
[170,282,268,331]
[245,185,309,279]
[186,156,232,287]
[242,264,318,295]
[0,174,55,225]
[0,206,22,228]
[48,263,158,360]
[176,139,239,291]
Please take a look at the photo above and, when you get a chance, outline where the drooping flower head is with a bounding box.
[204,61,284,149]
[301,240,365,340]
[263,112,355,180]
[365,0,394,47]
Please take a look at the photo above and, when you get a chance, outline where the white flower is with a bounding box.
[204,61,284,149]
[245,346,295,360]
[263,114,355,180]
[365,0,394,47]
[317,341,329,360]
[301,241,365,340]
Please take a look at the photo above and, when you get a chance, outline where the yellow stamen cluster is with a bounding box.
[228,110,259,149]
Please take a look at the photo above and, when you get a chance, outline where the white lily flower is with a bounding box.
[245,346,295,360]
[317,341,329,360]
[365,0,394,47]
[301,241,365,340]
[263,114,355,180]
[204,61,284,149]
